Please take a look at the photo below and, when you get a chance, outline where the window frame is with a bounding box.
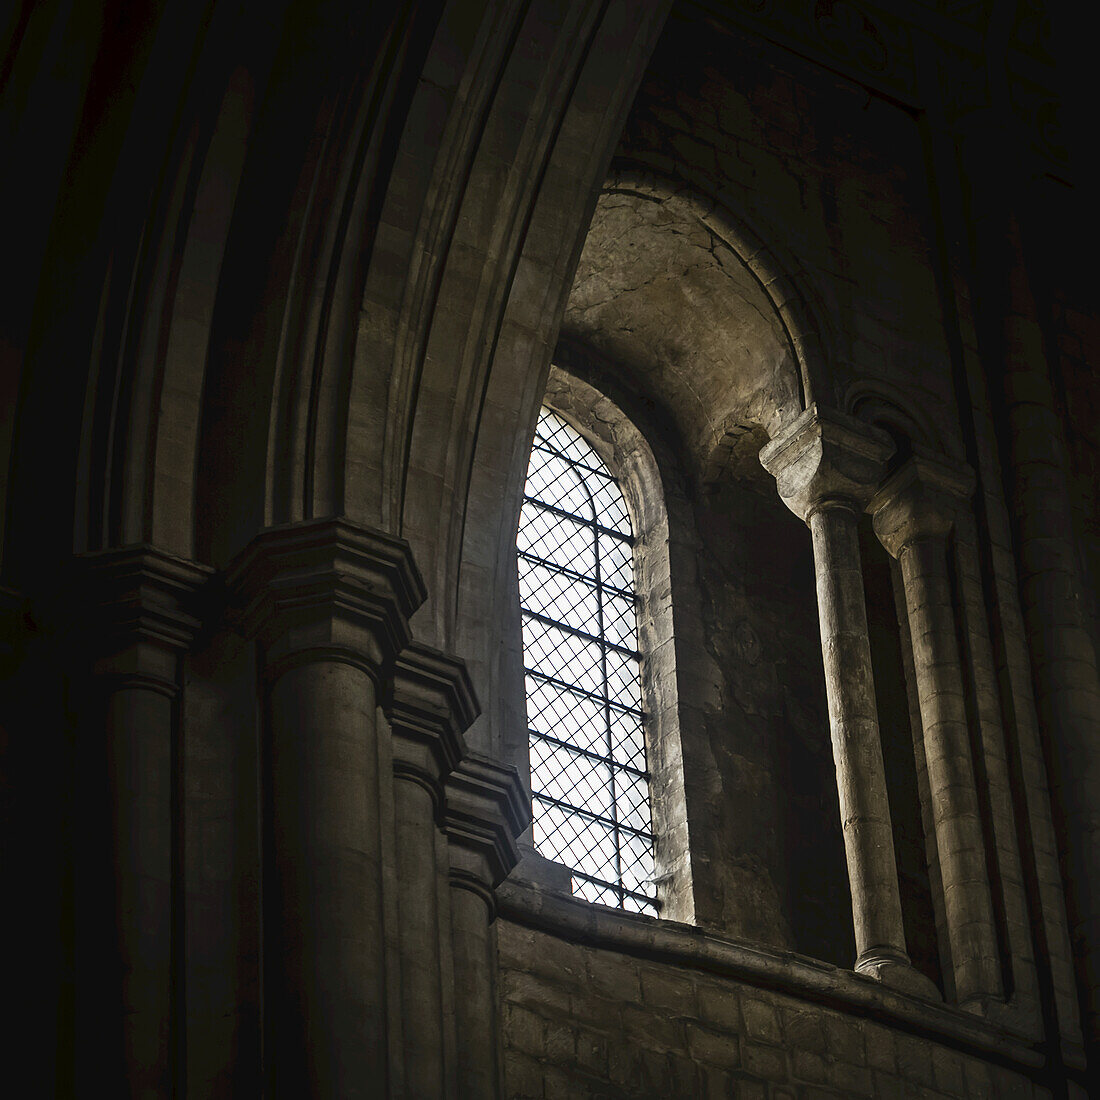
[518,406,659,915]
[508,364,697,924]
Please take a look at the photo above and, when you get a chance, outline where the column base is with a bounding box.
[856,951,942,1002]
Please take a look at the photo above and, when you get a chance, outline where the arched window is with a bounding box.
[517,407,657,915]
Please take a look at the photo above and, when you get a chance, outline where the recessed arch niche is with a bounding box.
[525,179,857,962]
[562,175,826,484]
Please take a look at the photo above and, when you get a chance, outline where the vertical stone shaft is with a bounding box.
[265,658,385,1095]
[874,457,1003,1008]
[449,871,499,1098]
[761,405,937,999]
[392,775,447,1095]
[990,211,1100,1052]
[443,754,530,1099]
[229,519,426,1098]
[386,644,477,1099]
[808,501,910,968]
[900,539,1002,1003]
[80,548,210,1096]
[107,675,176,1097]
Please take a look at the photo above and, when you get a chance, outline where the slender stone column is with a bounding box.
[872,453,1003,1009]
[761,406,936,999]
[443,754,529,1098]
[385,643,477,1098]
[228,519,425,1098]
[79,547,211,1096]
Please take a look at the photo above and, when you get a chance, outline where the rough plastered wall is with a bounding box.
[497,919,1043,1099]
[689,467,850,967]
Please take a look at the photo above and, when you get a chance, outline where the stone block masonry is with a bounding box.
[498,918,1044,1098]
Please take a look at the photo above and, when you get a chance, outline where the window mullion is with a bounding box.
[522,495,633,544]
[522,667,644,718]
[526,728,649,779]
[531,790,653,839]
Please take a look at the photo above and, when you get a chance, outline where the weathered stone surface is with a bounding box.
[4,0,1094,1094]
[760,404,894,523]
[761,405,939,999]
[497,918,1046,1099]
[872,456,1003,1010]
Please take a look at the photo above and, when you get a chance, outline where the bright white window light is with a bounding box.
[517,407,657,915]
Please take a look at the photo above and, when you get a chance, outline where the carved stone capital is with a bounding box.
[444,752,531,892]
[77,546,213,647]
[870,452,976,559]
[386,642,478,809]
[759,404,895,522]
[227,518,426,680]
[74,547,213,686]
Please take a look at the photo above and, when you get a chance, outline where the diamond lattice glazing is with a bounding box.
[518,407,657,915]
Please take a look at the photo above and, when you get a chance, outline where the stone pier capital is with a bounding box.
[871,452,976,559]
[227,517,426,681]
[385,642,478,812]
[75,546,213,687]
[77,545,213,643]
[759,404,895,523]
[444,753,531,896]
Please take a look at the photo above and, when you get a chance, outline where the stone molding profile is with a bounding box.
[75,545,213,652]
[760,403,895,521]
[227,517,426,679]
[386,641,479,810]
[444,752,532,897]
[73,546,214,691]
[498,877,1041,1071]
[871,451,977,558]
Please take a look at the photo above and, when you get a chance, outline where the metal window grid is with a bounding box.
[518,407,658,916]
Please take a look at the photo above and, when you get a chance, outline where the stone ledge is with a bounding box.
[444,753,531,889]
[497,876,1050,1075]
[73,545,214,652]
[386,642,478,808]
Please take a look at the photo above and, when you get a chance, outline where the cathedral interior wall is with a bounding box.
[2,1,1097,1095]
[497,916,1042,1098]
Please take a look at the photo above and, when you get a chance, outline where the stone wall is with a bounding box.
[497,910,1046,1099]
[616,10,959,433]
[3,0,1096,1093]
[487,0,1100,1088]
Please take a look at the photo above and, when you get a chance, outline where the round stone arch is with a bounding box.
[452,161,854,942]
[601,166,834,405]
[843,378,958,461]
[419,6,674,756]
[548,176,861,949]
[560,169,831,488]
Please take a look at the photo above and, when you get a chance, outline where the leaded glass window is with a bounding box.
[517,407,658,916]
